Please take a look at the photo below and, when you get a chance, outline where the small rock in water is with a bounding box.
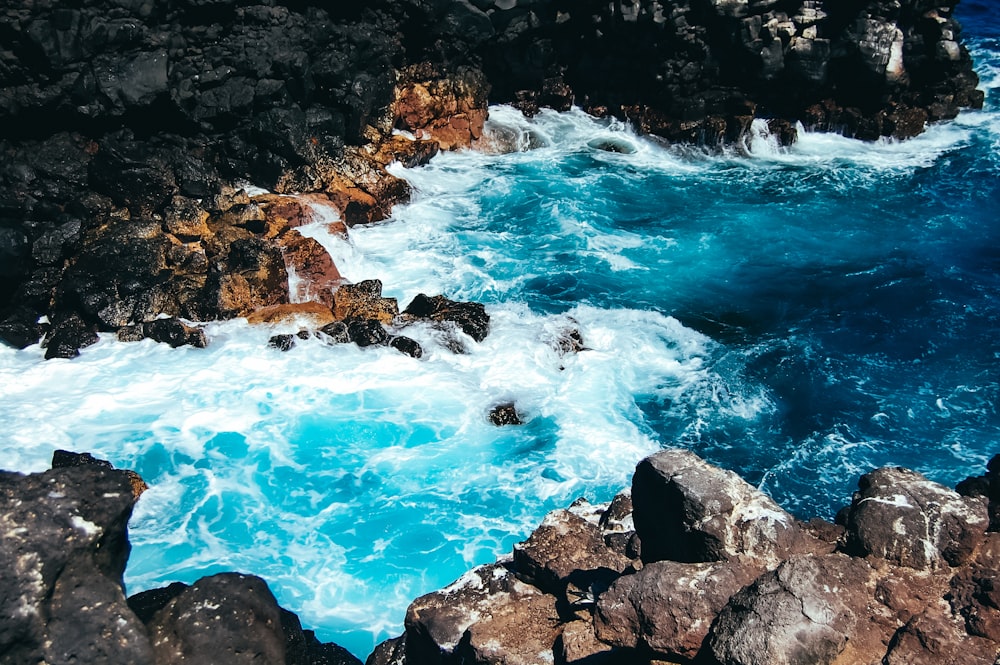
[268,334,296,351]
[489,403,522,426]
[389,335,423,358]
[318,321,351,344]
[346,318,389,347]
[586,137,637,154]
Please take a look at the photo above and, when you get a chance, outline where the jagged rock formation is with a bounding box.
[481,0,983,143]
[0,451,359,665]
[0,0,983,356]
[374,449,1000,665]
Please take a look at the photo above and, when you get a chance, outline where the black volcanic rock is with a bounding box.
[402,293,490,343]
[0,466,152,664]
[0,0,983,350]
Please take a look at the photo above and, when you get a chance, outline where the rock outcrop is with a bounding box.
[373,448,1000,665]
[3,448,999,664]
[0,0,983,356]
[0,451,359,665]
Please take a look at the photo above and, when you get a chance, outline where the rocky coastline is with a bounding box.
[0,0,985,357]
[3,448,999,664]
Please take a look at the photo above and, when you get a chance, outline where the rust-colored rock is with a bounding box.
[393,64,490,151]
[246,302,336,328]
[278,230,342,309]
[331,280,398,324]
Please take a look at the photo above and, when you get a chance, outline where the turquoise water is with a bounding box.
[1,4,998,657]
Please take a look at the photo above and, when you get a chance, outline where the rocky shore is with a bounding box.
[0,0,985,358]
[3,449,998,664]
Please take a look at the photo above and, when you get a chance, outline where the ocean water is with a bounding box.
[2,3,999,657]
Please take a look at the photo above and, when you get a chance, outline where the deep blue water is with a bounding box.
[0,2,998,657]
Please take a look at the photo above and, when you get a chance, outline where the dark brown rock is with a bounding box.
[0,466,152,664]
[146,573,287,665]
[404,561,542,664]
[844,466,988,570]
[488,403,521,426]
[389,335,423,358]
[631,448,804,567]
[513,508,632,598]
[595,559,761,660]
[402,293,489,343]
[883,610,999,665]
[707,553,883,665]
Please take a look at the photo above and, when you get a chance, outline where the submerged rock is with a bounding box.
[488,403,522,426]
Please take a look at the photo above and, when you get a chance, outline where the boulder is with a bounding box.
[0,466,152,664]
[594,559,761,660]
[145,573,287,665]
[631,448,804,567]
[947,531,1000,641]
[332,280,398,324]
[142,317,208,348]
[404,561,556,665]
[455,589,560,665]
[512,508,632,597]
[707,553,883,665]
[402,293,489,343]
[883,610,1000,665]
[389,335,423,358]
[844,466,988,569]
[43,312,99,359]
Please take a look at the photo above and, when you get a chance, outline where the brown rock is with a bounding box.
[404,561,548,664]
[393,64,490,151]
[631,448,804,567]
[278,230,343,309]
[513,508,632,597]
[332,280,398,324]
[707,553,883,665]
[558,619,616,664]
[595,559,762,660]
[246,302,336,328]
[948,532,1000,640]
[456,590,560,665]
[146,573,286,665]
[883,610,999,665]
[844,466,989,570]
[402,293,490,343]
